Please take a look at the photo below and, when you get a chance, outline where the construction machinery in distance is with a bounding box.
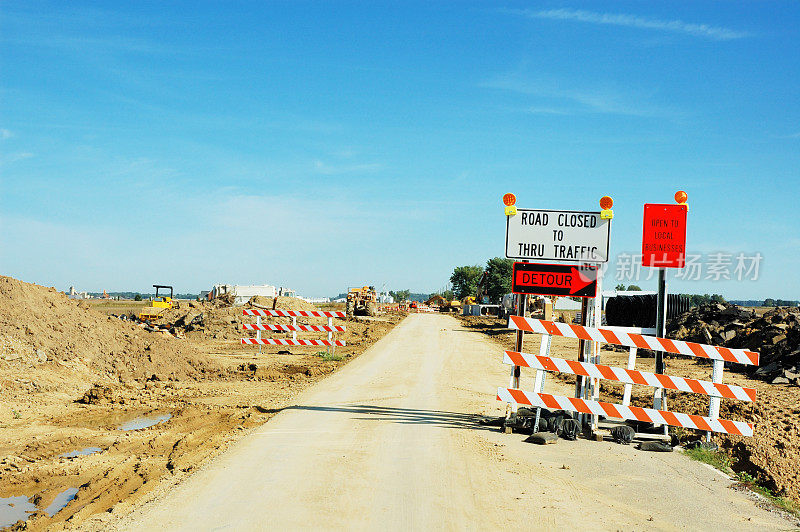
[425,294,461,313]
[138,285,175,321]
[346,286,378,317]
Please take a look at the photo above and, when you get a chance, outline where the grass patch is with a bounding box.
[684,447,800,518]
[315,351,343,362]
[683,446,732,472]
[736,471,800,517]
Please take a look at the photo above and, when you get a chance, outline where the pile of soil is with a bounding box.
[153,295,326,341]
[0,276,209,384]
[668,303,800,384]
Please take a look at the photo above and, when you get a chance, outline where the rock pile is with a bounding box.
[668,303,800,385]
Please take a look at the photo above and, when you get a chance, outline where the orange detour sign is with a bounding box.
[512,262,597,298]
[641,203,687,268]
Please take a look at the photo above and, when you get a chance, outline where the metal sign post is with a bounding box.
[642,193,689,418]
[654,268,668,411]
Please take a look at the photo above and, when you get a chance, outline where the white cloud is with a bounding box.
[511,8,751,41]
[0,129,12,139]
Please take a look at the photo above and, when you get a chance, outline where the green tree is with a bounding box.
[390,289,411,302]
[764,298,776,307]
[484,257,514,303]
[449,265,484,299]
[134,294,142,301]
[439,289,455,301]
[626,285,642,291]
[615,283,626,291]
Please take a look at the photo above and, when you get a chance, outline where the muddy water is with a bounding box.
[118,413,171,431]
[44,487,79,516]
[0,495,37,528]
[59,447,102,458]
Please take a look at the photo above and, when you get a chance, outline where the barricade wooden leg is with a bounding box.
[622,347,637,406]
[328,316,334,356]
[707,359,724,442]
[532,334,551,433]
[257,315,262,355]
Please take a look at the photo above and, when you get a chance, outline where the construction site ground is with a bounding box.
[0,277,402,530]
[98,313,788,530]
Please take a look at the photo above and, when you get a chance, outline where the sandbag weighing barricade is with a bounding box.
[241,309,346,351]
[497,316,759,437]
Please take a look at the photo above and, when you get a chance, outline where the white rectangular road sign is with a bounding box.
[505,209,610,262]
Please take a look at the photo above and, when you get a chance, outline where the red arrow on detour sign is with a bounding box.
[512,262,598,298]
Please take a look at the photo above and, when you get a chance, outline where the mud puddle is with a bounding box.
[59,447,102,458]
[1,495,37,528]
[118,413,171,431]
[44,487,78,516]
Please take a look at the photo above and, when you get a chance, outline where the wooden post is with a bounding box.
[532,333,551,433]
[504,293,527,433]
[622,347,638,406]
[327,316,334,356]
[256,315,262,355]
[575,298,590,427]
[589,265,603,430]
[707,359,724,442]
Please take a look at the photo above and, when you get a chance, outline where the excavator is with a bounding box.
[425,294,462,313]
[462,270,489,306]
[138,285,175,321]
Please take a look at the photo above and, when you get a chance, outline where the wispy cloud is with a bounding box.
[526,106,572,116]
[313,160,383,175]
[0,152,34,166]
[509,8,751,41]
[0,129,12,140]
[483,73,681,118]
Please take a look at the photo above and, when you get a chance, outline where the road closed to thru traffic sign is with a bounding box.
[505,209,611,262]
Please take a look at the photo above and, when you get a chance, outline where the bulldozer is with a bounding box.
[346,286,378,317]
[138,285,175,321]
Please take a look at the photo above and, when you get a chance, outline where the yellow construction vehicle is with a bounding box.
[138,285,175,321]
[346,286,378,317]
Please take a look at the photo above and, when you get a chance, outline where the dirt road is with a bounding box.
[111,314,789,530]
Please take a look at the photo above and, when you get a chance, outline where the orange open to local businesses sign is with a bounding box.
[641,204,687,268]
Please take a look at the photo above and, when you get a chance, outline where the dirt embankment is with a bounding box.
[458,311,800,506]
[0,276,405,530]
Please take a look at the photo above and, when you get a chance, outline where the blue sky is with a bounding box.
[1,1,798,299]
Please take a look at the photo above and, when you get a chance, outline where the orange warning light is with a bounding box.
[599,195,614,220]
[675,190,688,204]
[503,193,517,216]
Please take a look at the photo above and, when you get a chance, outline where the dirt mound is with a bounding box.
[0,276,209,383]
[669,303,800,383]
[154,296,323,340]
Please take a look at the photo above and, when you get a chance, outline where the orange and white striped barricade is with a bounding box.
[500,316,759,437]
[241,309,346,355]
